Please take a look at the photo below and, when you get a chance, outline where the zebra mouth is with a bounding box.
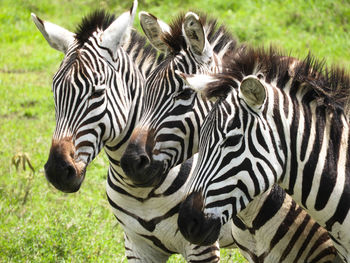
[120,139,166,187]
[45,159,87,193]
[45,138,88,193]
[178,191,222,245]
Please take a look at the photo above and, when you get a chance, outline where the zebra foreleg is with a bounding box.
[123,233,170,263]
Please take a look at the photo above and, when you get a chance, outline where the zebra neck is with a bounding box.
[103,94,141,165]
[103,51,145,175]
[104,50,145,149]
[275,97,350,257]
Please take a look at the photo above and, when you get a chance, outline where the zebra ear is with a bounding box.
[139,11,170,53]
[239,76,266,109]
[176,71,221,102]
[31,13,75,53]
[182,12,212,62]
[100,0,138,59]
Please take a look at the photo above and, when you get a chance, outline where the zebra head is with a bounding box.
[32,1,139,193]
[176,72,273,245]
[120,12,236,186]
[176,50,296,245]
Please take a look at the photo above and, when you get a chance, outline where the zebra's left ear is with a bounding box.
[182,12,213,63]
[100,0,138,60]
[239,76,266,109]
[139,11,170,53]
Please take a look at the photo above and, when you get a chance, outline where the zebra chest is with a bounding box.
[106,172,183,228]
[106,183,184,253]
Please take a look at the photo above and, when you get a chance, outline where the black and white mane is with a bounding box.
[206,47,350,116]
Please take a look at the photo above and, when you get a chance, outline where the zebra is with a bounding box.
[31,2,236,262]
[121,11,342,262]
[177,46,350,262]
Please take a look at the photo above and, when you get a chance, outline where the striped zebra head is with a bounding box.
[177,66,282,245]
[32,1,139,193]
[120,12,236,186]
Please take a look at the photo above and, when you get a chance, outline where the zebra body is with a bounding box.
[121,11,340,262]
[32,3,233,262]
[179,47,350,261]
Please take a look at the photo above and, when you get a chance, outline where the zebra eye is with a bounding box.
[257,73,264,79]
[221,134,243,148]
[93,73,101,85]
[173,88,194,100]
[90,86,105,99]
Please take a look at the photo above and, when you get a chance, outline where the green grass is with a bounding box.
[0,0,349,262]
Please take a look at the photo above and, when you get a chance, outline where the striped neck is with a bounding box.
[262,80,350,259]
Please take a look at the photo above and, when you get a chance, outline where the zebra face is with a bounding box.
[121,12,234,186]
[45,50,112,193]
[178,95,247,245]
[178,74,280,245]
[33,3,138,192]
[121,57,206,186]
[45,47,116,193]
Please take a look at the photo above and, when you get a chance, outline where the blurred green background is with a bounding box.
[0,0,349,262]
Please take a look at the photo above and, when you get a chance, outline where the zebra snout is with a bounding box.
[178,191,221,246]
[121,128,164,187]
[120,142,158,186]
[121,146,150,171]
[44,138,85,193]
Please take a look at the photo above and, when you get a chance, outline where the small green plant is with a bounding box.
[11,152,35,205]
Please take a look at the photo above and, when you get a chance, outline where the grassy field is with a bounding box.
[0,0,349,262]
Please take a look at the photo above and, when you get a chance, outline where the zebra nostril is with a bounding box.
[137,154,150,170]
[187,216,200,237]
[65,164,76,180]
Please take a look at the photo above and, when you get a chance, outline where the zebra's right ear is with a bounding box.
[139,11,170,53]
[182,12,213,63]
[100,0,138,60]
[176,71,223,102]
[31,13,75,53]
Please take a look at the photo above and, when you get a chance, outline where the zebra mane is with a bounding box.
[75,10,116,47]
[207,46,350,114]
[162,12,237,55]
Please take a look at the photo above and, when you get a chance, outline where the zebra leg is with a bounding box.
[123,232,170,263]
[184,241,220,263]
